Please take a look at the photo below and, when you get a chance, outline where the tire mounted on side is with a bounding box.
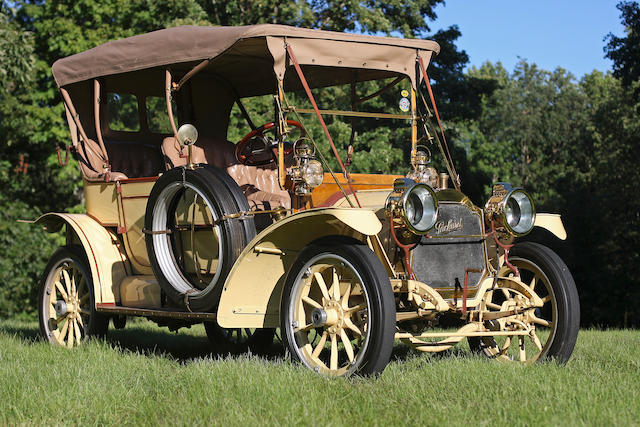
[145,165,255,312]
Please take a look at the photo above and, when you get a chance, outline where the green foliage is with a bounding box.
[107,93,141,132]
[290,79,415,175]
[453,61,640,327]
[0,195,61,318]
[456,61,591,210]
[605,1,640,87]
[200,0,443,36]
[146,96,177,134]
[572,73,640,326]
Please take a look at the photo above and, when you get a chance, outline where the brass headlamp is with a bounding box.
[385,178,438,236]
[406,146,438,188]
[485,182,536,236]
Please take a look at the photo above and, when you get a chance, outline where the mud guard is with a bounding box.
[35,213,128,305]
[217,208,383,328]
[534,213,567,240]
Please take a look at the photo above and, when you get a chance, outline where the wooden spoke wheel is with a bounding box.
[281,242,395,377]
[38,246,108,347]
[469,242,579,363]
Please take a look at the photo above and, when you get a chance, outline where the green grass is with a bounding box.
[0,319,638,426]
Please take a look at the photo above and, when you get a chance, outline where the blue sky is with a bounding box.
[432,1,626,77]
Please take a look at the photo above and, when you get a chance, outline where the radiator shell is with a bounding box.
[411,198,488,298]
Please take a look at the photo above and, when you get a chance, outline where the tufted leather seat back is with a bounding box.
[162,136,291,209]
[106,141,165,179]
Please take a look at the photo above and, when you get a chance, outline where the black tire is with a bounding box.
[204,322,275,355]
[199,165,257,244]
[145,165,255,312]
[112,315,127,329]
[280,240,396,376]
[469,242,580,363]
[38,246,108,347]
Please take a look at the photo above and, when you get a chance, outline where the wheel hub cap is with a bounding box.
[55,300,68,316]
[311,308,327,327]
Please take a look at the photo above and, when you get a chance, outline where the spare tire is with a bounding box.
[145,165,256,312]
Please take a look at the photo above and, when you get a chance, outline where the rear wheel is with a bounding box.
[281,241,395,376]
[145,165,255,312]
[469,242,579,363]
[38,246,108,347]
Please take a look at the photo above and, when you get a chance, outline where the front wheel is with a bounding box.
[280,241,396,376]
[469,242,580,363]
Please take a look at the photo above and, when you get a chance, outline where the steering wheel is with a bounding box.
[235,120,304,166]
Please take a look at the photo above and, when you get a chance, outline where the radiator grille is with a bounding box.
[411,202,486,289]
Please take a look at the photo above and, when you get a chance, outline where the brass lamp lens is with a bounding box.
[506,197,521,227]
[402,184,438,234]
[503,189,535,236]
[301,160,324,188]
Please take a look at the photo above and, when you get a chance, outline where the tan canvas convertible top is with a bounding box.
[52,24,440,95]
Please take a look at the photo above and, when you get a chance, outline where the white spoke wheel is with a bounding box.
[469,242,579,363]
[281,241,395,377]
[204,323,275,354]
[145,165,255,312]
[38,246,108,347]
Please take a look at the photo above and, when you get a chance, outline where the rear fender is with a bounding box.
[35,213,129,305]
[217,208,382,328]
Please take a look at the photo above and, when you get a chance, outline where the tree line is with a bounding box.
[0,0,638,326]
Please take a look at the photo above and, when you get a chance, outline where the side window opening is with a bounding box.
[107,93,140,132]
[146,96,177,134]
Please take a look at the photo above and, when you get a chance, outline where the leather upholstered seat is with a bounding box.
[162,136,291,210]
[106,141,165,179]
[76,138,165,181]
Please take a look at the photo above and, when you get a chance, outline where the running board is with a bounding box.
[96,304,216,321]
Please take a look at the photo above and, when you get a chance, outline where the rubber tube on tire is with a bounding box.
[145,165,255,312]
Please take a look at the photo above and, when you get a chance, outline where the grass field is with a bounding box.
[0,319,638,426]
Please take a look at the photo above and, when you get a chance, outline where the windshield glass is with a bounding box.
[228,75,418,176]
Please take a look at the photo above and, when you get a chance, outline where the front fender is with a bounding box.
[35,213,128,305]
[217,208,382,328]
[534,213,567,240]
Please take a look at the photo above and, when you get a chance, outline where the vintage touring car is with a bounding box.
[36,24,579,376]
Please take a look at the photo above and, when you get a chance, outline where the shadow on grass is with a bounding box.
[1,319,474,367]
[0,319,285,364]
[0,321,40,343]
[389,340,474,363]
[105,326,214,361]
[100,325,472,366]
[105,324,287,364]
